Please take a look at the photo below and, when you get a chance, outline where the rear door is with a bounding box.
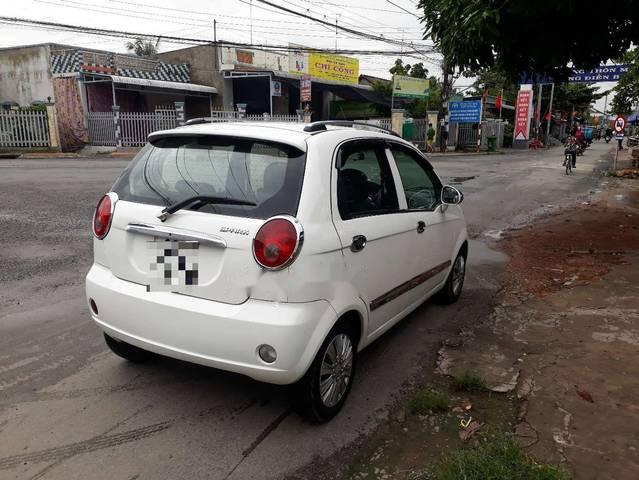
[387,143,454,292]
[331,139,426,337]
[103,135,306,305]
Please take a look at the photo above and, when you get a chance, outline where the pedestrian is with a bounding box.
[439,124,449,153]
[426,123,435,153]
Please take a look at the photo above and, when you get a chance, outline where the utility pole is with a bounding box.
[250,0,253,44]
[545,83,554,148]
[536,83,543,138]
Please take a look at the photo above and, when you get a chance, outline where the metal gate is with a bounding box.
[87,110,178,147]
[87,112,116,146]
[0,110,50,148]
[456,124,478,148]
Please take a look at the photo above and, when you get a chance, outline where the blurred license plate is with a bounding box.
[146,239,199,292]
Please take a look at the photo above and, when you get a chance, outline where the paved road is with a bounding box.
[0,143,612,479]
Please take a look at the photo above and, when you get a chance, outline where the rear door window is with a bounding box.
[336,141,399,219]
[112,136,306,219]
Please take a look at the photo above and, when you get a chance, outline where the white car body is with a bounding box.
[86,121,467,389]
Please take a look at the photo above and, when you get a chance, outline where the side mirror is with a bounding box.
[441,185,464,205]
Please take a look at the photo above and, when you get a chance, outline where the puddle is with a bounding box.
[468,239,509,265]
[451,175,477,183]
[483,229,503,240]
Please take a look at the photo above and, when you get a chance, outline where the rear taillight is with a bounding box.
[253,216,303,270]
[93,192,117,239]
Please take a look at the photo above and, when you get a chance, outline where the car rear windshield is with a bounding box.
[112,135,306,219]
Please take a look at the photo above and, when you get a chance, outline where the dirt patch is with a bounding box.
[500,183,639,298]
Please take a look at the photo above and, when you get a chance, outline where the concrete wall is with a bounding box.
[157,45,224,109]
[0,45,54,106]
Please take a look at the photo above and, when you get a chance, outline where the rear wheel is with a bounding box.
[104,333,152,363]
[436,250,466,304]
[293,323,357,423]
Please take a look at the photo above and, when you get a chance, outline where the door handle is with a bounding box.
[417,221,426,234]
[350,235,367,252]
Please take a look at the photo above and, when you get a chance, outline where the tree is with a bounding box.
[552,83,604,119]
[611,48,639,116]
[417,0,639,79]
[409,63,428,79]
[126,38,159,59]
[389,59,411,77]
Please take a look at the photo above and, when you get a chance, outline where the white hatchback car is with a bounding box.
[86,120,467,422]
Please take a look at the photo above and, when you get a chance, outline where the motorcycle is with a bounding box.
[626,135,639,148]
[604,134,612,143]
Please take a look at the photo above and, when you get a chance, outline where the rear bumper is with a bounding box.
[86,264,336,384]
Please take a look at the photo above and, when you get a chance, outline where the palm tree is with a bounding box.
[125,38,159,59]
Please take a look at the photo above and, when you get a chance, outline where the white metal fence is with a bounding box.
[0,110,50,148]
[120,111,178,147]
[87,110,301,147]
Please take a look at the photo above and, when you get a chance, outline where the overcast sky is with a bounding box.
[0,0,618,111]
[0,0,443,79]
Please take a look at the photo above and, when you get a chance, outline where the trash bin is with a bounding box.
[487,136,497,152]
[402,119,414,139]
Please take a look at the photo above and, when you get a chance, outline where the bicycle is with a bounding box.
[563,151,573,174]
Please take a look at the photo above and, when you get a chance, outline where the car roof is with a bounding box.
[147,121,413,152]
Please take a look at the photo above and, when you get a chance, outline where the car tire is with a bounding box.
[104,333,152,363]
[292,322,358,423]
[436,249,466,305]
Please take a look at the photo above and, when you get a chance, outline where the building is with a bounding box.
[0,43,217,150]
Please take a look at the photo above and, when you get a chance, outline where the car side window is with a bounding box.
[390,145,442,210]
[337,142,399,219]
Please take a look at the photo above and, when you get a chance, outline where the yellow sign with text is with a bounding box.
[308,53,359,85]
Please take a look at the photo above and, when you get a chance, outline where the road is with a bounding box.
[0,143,611,480]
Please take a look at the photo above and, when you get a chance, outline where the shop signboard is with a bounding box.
[289,47,359,85]
[392,75,429,98]
[300,75,311,102]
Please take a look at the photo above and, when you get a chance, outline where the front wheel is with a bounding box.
[436,250,466,304]
[292,324,357,423]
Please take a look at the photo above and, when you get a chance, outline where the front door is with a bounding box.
[387,143,454,293]
[331,139,426,338]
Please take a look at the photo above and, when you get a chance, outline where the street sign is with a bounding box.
[448,100,482,123]
[614,115,626,133]
[616,133,625,140]
[300,75,311,103]
[514,90,533,140]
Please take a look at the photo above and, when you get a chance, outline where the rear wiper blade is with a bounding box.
[158,195,256,222]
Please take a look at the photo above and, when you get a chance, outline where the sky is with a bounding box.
[0,0,618,111]
[0,0,443,80]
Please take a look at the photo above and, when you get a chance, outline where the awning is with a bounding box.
[109,75,217,94]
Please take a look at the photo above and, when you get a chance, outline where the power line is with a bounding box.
[384,0,420,18]
[0,16,435,56]
[250,0,429,55]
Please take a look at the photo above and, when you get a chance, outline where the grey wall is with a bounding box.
[0,45,54,106]
[158,45,224,109]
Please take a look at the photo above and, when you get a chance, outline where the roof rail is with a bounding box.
[184,117,212,126]
[302,121,400,137]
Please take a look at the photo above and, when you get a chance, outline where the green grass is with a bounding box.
[453,371,488,392]
[409,388,450,414]
[424,435,570,480]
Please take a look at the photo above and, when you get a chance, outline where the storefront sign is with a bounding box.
[289,49,359,85]
[300,76,311,102]
[113,54,157,73]
[271,80,282,97]
[568,64,628,83]
[448,100,482,123]
[514,89,533,140]
[392,75,429,99]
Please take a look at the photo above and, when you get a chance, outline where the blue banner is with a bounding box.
[568,65,628,83]
[448,100,482,123]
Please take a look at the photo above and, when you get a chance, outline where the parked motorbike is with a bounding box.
[626,135,639,148]
[604,134,612,143]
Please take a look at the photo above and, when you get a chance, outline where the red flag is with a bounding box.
[495,95,502,110]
